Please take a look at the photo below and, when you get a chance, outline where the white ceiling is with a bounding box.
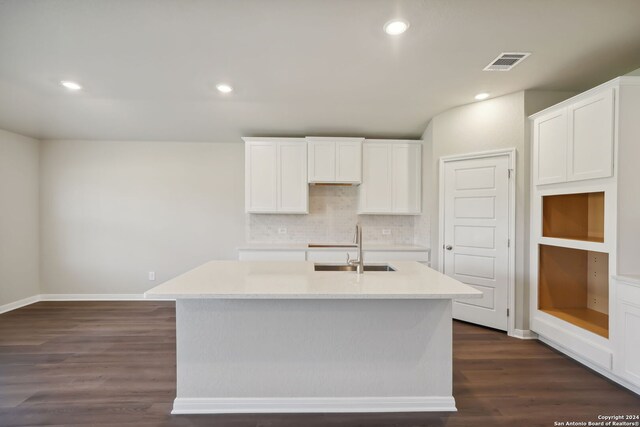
[1,0,640,142]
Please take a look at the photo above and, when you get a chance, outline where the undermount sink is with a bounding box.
[314,264,396,272]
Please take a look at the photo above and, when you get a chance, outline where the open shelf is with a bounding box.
[538,244,609,338]
[542,192,604,242]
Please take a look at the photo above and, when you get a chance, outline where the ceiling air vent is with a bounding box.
[483,52,531,71]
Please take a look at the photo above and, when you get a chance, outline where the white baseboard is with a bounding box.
[510,329,538,340]
[539,336,640,396]
[0,294,41,314]
[39,293,147,301]
[171,396,457,414]
[0,293,173,314]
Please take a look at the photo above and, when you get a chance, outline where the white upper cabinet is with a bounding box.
[307,137,363,184]
[244,138,308,214]
[533,86,615,186]
[360,142,392,212]
[245,140,278,212]
[392,144,422,214]
[534,109,568,185]
[359,140,421,214]
[568,88,614,182]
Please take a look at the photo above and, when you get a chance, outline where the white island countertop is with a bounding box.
[145,260,481,300]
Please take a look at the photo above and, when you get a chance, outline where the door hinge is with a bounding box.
[507,238,511,247]
[507,308,510,317]
[508,169,513,178]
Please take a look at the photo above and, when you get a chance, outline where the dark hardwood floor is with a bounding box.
[0,301,637,426]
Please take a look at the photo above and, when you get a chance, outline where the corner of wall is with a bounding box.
[0,128,42,310]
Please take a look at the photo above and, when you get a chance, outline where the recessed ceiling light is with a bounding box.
[216,83,233,94]
[384,20,409,35]
[475,93,490,101]
[60,80,82,91]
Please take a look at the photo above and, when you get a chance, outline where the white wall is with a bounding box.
[422,90,574,330]
[0,129,40,307]
[39,140,245,295]
[625,67,640,76]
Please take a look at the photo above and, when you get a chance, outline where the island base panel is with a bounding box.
[173,298,456,414]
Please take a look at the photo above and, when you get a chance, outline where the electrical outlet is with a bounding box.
[382,229,391,235]
[278,227,287,234]
[148,271,156,281]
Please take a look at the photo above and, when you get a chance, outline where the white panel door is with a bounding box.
[245,142,277,212]
[335,140,362,183]
[443,155,510,331]
[278,142,308,213]
[308,140,335,182]
[568,88,614,182]
[392,143,421,214]
[360,143,392,213]
[535,109,567,185]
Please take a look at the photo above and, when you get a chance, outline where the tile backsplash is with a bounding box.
[246,185,427,245]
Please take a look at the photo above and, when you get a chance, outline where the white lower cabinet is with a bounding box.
[238,251,306,261]
[614,278,640,388]
[306,250,356,264]
[364,251,429,263]
[238,248,430,264]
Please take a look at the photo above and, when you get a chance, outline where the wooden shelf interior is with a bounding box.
[542,192,604,242]
[538,244,609,338]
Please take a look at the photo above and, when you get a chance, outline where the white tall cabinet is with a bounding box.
[359,140,421,214]
[244,138,308,214]
[529,76,640,394]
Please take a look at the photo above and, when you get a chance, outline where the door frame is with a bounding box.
[437,148,516,336]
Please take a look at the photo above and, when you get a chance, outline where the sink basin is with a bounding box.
[314,264,396,272]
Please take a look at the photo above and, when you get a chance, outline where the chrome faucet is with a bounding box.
[347,224,364,274]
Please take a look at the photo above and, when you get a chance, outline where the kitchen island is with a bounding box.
[145,260,481,414]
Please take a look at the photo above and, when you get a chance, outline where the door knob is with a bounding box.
[445,245,453,251]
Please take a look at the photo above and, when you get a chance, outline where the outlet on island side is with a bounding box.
[148,271,156,281]
[382,229,391,235]
[278,227,287,234]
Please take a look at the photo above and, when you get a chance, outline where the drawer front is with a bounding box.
[364,251,429,263]
[619,282,640,306]
[238,250,306,261]
[306,250,357,263]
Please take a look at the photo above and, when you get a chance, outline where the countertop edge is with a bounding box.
[144,292,482,300]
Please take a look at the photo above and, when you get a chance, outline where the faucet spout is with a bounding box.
[347,224,364,274]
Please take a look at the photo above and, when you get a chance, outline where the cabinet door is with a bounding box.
[568,89,614,182]
[535,109,568,185]
[245,142,277,213]
[359,143,392,213]
[239,250,306,261]
[617,300,640,387]
[392,143,421,213]
[335,140,362,183]
[307,140,335,183]
[616,282,640,387]
[278,142,308,213]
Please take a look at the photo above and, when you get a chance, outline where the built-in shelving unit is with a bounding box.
[538,244,609,338]
[542,192,604,242]
[529,76,640,394]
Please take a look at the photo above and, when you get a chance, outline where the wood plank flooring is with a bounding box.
[0,301,637,426]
